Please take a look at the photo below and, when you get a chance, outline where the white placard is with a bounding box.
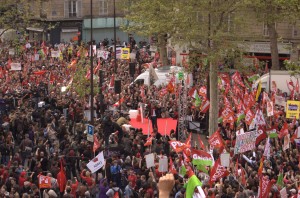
[34,54,39,61]
[280,187,287,198]
[158,156,168,172]
[97,50,110,60]
[51,50,60,58]
[10,63,21,71]
[87,151,105,173]
[145,153,155,169]
[9,48,15,55]
[116,47,122,59]
[25,43,31,49]
[220,153,230,167]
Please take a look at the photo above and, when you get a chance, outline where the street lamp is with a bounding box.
[90,0,94,125]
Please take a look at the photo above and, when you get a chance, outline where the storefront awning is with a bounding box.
[61,28,78,33]
[26,27,44,32]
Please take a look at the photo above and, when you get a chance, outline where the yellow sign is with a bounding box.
[121,48,130,60]
[286,100,300,119]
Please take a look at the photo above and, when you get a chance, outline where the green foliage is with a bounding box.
[284,60,300,78]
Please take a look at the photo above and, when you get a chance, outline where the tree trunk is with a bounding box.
[209,62,218,136]
[268,23,280,70]
[157,34,168,66]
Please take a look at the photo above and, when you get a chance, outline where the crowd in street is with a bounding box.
[0,38,299,198]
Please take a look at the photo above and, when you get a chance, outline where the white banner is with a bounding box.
[220,153,230,167]
[87,151,105,173]
[10,63,21,71]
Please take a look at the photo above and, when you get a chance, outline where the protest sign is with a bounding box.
[87,151,105,173]
[267,101,274,117]
[39,175,52,189]
[116,47,122,59]
[234,131,256,154]
[145,153,155,168]
[280,187,287,198]
[51,50,60,58]
[275,95,286,107]
[158,156,168,172]
[10,63,21,71]
[97,50,110,60]
[9,48,14,55]
[286,100,300,119]
[34,54,39,61]
[220,153,230,167]
[121,48,130,59]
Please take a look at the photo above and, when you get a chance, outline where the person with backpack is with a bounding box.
[106,182,123,198]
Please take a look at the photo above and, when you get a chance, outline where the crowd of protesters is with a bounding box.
[0,36,299,198]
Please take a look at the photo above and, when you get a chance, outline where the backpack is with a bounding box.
[113,188,122,198]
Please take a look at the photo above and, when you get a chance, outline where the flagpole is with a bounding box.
[164,120,168,137]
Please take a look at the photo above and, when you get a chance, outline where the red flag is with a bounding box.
[208,130,224,152]
[256,126,267,145]
[39,175,52,189]
[167,81,175,93]
[113,97,124,107]
[144,136,153,146]
[109,74,115,88]
[258,156,264,177]
[259,176,275,198]
[93,59,101,74]
[245,108,255,126]
[198,86,207,98]
[231,71,245,87]
[241,168,246,186]
[0,67,4,79]
[234,158,239,178]
[296,78,299,94]
[209,159,229,186]
[197,134,206,150]
[93,134,101,152]
[169,141,187,153]
[33,70,47,75]
[185,133,192,148]
[200,98,210,113]
[169,157,177,174]
[278,122,289,139]
[57,159,67,193]
[7,58,12,70]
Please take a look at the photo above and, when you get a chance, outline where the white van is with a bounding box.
[253,70,297,94]
[133,66,189,87]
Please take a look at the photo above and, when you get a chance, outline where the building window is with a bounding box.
[227,13,235,32]
[100,0,108,15]
[293,25,298,37]
[263,23,269,36]
[64,0,82,18]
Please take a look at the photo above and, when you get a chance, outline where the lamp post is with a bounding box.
[90,0,94,125]
[113,0,117,73]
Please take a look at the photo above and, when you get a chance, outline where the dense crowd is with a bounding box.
[0,37,299,198]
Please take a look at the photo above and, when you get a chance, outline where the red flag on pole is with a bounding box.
[197,134,206,150]
[57,159,67,193]
[169,157,177,174]
[93,134,101,152]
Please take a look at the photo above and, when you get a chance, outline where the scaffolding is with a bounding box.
[177,79,188,142]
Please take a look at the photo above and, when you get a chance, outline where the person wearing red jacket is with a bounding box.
[80,169,95,188]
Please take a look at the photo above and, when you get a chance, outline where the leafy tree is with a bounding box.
[123,0,247,136]
[244,0,300,70]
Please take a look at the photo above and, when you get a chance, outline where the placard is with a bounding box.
[51,50,60,58]
[286,100,300,119]
[9,48,15,55]
[87,124,94,142]
[10,63,21,71]
[275,95,286,108]
[234,131,256,154]
[34,54,39,61]
[283,134,290,151]
[121,48,130,60]
[220,153,230,167]
[87,151,105,173]
[97,50,110,60]
[280,187,287,198]
[145,153,155,169]
[158,156,168,172]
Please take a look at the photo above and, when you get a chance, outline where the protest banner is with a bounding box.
[10,63,21,71]
[87,151,105,173]
[267,101,274,117]
[51,50,60,58]
[116,47,122,59]
[286,100,300,119]
[97,50,110,60]
[121,48,130,59]
[39,175,52,189]
[145,153,155,168]
[275,95,286,107]
[158,156,168,172]
[234,131,256,154]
